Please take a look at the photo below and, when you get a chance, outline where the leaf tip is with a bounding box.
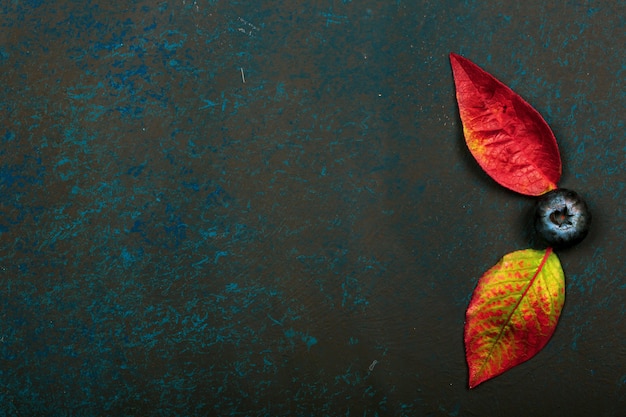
[467,368,491,389]
[448,52,465,70]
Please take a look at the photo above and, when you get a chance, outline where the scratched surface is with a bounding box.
[1,0,625,415]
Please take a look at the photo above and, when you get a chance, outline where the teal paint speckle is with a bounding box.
[301,334,318,350]
[284,328,318,351]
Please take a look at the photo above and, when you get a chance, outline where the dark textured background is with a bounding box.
[1,0,624,415]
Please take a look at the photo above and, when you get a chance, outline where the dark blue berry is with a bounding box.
[534,188,591,248]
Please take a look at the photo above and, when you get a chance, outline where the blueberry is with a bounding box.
[534,188,591,248]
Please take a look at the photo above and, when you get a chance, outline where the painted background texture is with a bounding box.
[1,0,625,415]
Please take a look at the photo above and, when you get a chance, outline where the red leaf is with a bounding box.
[465,248,565,388]
[450,53,562,196]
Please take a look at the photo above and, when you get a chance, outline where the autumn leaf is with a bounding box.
[450,53,562,196]
[465,248,565,388]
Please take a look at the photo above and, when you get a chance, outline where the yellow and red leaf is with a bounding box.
[465,248,565,388]
[450,53,562,196]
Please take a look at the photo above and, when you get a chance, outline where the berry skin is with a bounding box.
[534,188,591,249]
